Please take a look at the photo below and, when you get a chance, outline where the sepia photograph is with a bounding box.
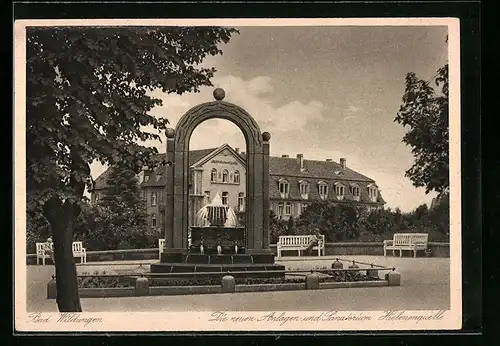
[15,17,462,332]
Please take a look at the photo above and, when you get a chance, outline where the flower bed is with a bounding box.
[77,270,380,289]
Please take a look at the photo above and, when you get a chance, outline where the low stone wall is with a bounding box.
[26,248,159,265]
[27,242,450,264]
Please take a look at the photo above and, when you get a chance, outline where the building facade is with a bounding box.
[91,144,385,230]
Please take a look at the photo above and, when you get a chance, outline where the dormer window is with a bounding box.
[334,182,345,200]
[234,170,240,184]
[368,184,378,202]
[318,181,329,200]
[144,175,150,182]
[222,169,229,183]
[350,183,360,201]
[335,170,345,176]
[211,169,217,182]
[299,180,309,199]
[278,179,290,198]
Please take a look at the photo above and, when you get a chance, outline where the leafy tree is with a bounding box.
[364,209,395,235]
[414,203,429,220]
[27,26,238,311]
[427,193,450,234]
[269,210,288,244]
[296,201,362,241]
[394,63,449,196]
[75,165,159,250]
[287,216,296,234]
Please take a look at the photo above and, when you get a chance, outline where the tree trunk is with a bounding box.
[43,198,82,312]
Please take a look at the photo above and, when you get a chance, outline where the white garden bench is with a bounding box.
[36,241,87,265]
[72,241,87,263]
[383,233,429,258]
[36,242,52,265]
[158,238,165,258]
[276,235,325,258]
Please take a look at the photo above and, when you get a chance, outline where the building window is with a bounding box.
[278,179,289,198]
[335,183,345,200]
[159,192,164,205]
[151,214,157,227]
[142,190,146,201]
[234,170,240,184]
[299,180,309,199]
[300,203,309,215]
[156,174,162,182]
[211,169,217,182]
[151,191,157,206]
[204,191,211,204]
[284,202,292,216]
[144,175,150,182]
[277,203,284,219]
[368,185,378,202]
[318,181,329,200]
[350,185,360,201]
[238,192,245,212]
[222,169,229,183]
[222,192,229,205]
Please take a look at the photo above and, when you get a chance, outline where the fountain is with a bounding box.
[189,193,245,255]
[150,193,285,279]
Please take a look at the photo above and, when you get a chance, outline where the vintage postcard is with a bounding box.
[14,18,462,332]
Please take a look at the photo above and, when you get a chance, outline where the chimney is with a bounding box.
[281,154,289,158]
[326,159,332,162]
[340,158,346,169]
[297,154,304,171]
[235,148,240,154]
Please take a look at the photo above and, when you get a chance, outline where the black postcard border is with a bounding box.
[11,0,483,343]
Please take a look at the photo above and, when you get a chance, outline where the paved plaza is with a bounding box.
[26,255,450,312]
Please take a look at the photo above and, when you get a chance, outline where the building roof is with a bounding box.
[267,156,373,182]
[92,146,385,204]
[93,148,216,189]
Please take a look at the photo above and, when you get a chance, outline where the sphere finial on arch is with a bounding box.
[165,127,175,138]
[213,88,226,101]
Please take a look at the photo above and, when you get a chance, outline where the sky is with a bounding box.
[90,25,449,213]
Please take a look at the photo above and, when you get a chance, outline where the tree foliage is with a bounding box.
[269,210,288,244]
[75,165,159,250]
[296,201,364,241]
[274,201,449,243]
[394,64,449,196]
[26,26,238,312]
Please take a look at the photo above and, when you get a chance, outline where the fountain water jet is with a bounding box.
[190,193,245,255]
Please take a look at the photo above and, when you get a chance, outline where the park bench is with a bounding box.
[36,241,87,265]
[72,241,87,263]
[158,238,165,258]
[36,242,52,266]
[383,233,429,258]
[276,234,325,258]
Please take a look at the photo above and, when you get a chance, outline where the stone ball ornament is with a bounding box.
[262,132,271,141]
[165,128,175,138]
[213,88,226,101]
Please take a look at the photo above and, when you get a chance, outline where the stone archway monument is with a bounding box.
[151,88,283,277]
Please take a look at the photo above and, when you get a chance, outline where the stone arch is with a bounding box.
[163,90,271,257]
